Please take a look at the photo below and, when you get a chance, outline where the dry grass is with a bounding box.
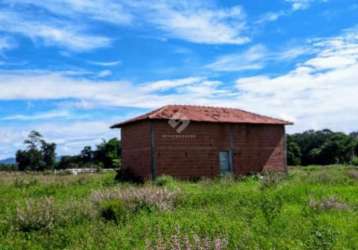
[91,186,179,211]
[309,196,351,211]
[260,171,287,189]
[147,227,228,250]
[14,197,56,232]
[0,172,103,187]
[346,169,358,180]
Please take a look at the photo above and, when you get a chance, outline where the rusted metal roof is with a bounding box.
[111,105,293,128]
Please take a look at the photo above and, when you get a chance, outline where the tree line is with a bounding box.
[287,129,358,166]
[2,129,358,171]
[14,131,121,171]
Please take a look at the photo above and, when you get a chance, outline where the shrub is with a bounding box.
[154,175,175,187]
[308,196,350,211]
[14,197,56,232]
[91,186,179,212]
[305,170,349,185]
[346,169,358,180]
[60,200,97,226]
[260,171,286,189]
[98,199,128,224]
[147,227,229,250]
[115,168,143,183]
[351,156,358,166]
[14,178,38,188]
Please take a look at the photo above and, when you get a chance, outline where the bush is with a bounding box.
[91,186,179,212]
[147,227,229,250]
[346,169,358,180]
[60,200,96,226]
[304,170,350,185]
[115,168,143,183]
[14,197,56,232]
[154,175,175,187]
[99,199,128,224]
[351,156,358,166]
[260,171,286,189]
[309,196,350,211]
[14,178,38,188]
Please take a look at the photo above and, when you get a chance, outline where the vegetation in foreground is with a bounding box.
[0,166,357,249]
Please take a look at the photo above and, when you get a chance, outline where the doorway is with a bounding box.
[219,151,232,175]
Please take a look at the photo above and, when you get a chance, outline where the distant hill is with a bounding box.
[0,158,16,164]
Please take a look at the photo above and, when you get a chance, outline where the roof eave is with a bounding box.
[111,119,294,128]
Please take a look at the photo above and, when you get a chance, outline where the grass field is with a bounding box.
[0,166,357,250]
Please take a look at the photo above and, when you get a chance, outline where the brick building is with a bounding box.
[111,105,292,180]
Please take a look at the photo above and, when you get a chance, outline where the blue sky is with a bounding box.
[0,0,357,159]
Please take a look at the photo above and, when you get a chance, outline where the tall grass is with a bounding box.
[0,166,356,249]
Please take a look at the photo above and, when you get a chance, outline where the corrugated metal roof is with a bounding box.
[111,105,293,128]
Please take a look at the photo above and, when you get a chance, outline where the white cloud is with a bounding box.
[285,0,327,11]
[0,37,16,53]
[206,44,311,72]
[0,71,230,108]
[3,0,249,45]
[141,77,206,91]
[256,11,286,24]
[1,110,71,121]
[206,45,267,72]
[5,0,133,25]
[235,28,358,132]
[256,0,327,24]
[97,70,112,78]
[88,60,122,67]
[278,46,313,60]
[0,10,111,51]
[143,2,249,45]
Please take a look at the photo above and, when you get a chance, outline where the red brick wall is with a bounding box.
[153,121,286,179]
[121,120,286,180]
[121,121,152,180]
[232,124,285,175]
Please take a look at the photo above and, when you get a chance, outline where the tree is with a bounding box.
[15,131,56,171]
[57,155,81,169]
[24,131,43,150]
[56,138,122,169]
[16,150,31,171]
[317,133,355,164]
[41,142,56,170]
[95,138,121,168]
[288,129,356,166]
[350,132,358,156]
[80,146,93,164]
[287,135,301,165]
[291,129,334,165]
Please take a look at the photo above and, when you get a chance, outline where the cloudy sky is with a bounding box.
[0,0,357,159]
